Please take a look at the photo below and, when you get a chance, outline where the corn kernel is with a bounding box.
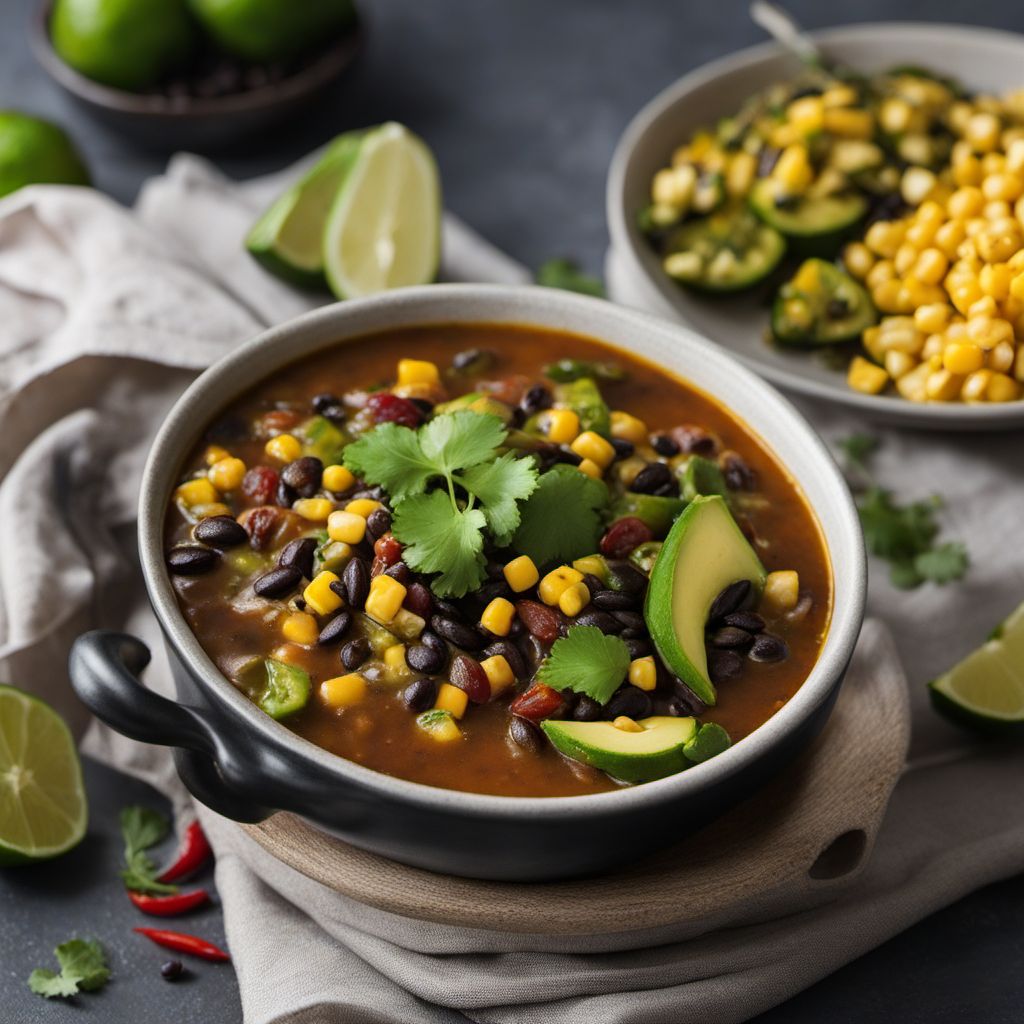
[913,249,948,286]
[480,655,515,697]
[967,315,1014,349]
[539,566,583,606]
[264,433,302,463]
[546,408,580,445]
[988,372,1021,402]
[943,342,985,375]
[390,608,426,641]
[207,456,246,492]
[925,368,963,401]
[175,478,219,507]
[879,97,913,134]
[884,350,918,380]
[322,464,355,493]
[948,186,984,220]
[613,716,644,733]
[934,220,967,257]
[365,574,407,623]
[480,597,516,636]
[282,611,319,646]
[872,279,905,314]
[843,241,874,279]
[966,112,1002,152]
[303,570,343,616]
[866,259,897,290]
[577,458,602,479]
[988,340,1016,373]
[203,445,230,466]
[344,498,382,519]
[901,167,937,206]
[894,242,918,276]
[961,369,993,402]
[383,644,412,682]
[610,410,648,446]
[503,555,539,593]
[416,709,462,743]
[572,554,607,580]
[193,502,233,520]
[1015,347,1024,383]
[725,151,757,197]
[823,107,873,139]
[772,144,813,194]
[321,673,366,708]
[397,358,440,387]
[293,497,333,522]
[762,570,800,615]
[787,95,824,134]
[822,85,857,108]
[435,682,469,719]
[896,362,931,401]
[558,581,590,617]
[628,656,657,692]
[327,510,367,544]
[570,430,616,469]
[913,304,950,335]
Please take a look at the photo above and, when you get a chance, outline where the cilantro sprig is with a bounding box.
[344,411,539,597]
[538,626,632,705]
[837,434,968,590]
[28,939,110,999]
[536,258,605,297]
[119,805,177,895]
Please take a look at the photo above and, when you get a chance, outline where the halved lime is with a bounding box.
[323,122,441,300]
[0,685,87,865]
[246,131,364,289]
[929,601,1024,735]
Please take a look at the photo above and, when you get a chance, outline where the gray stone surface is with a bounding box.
[2,0,1023,1021]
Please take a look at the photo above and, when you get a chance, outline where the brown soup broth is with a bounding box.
[167,323,832,797]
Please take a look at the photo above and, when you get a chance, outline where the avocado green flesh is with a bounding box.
[644,495,766,706]
[542,716,697,783]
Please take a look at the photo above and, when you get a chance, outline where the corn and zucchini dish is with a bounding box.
[641,64,1024,404]
[164,324,831,796]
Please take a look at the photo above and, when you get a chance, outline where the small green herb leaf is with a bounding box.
[456,453,538,545]
[538,626,631,705]
[342,421,437,501]
[29,939,110,999]
[915,541,969,584]
[513,464,609,566]
[837,432,879,476]
[536,258,605,297]
[119,805,177,895]
[418,410,506,473]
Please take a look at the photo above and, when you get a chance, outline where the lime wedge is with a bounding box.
[246,131,365,289]
[323,122,441,299]
[929,602,1024,735]
[0,685,87,865]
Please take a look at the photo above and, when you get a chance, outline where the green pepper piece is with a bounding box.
[629,541,663,575]
[609,493,687,538]
[543,358,625,383]
[300,416,349,464]
[677,456,728,502]
[259,659,311,720]
[554,377,611,437]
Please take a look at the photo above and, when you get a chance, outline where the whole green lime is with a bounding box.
[51,0,197,92]
[0,112,90,199]
[188,0,356,63]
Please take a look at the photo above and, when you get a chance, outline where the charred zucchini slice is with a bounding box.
[772,258,878,345]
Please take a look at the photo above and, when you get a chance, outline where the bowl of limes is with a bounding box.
[31,0,363,150]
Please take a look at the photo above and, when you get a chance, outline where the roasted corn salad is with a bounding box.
[641,63,1024,404]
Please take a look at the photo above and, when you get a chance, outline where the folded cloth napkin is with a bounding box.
[0,155,1022,1024]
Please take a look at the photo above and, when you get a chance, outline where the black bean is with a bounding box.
[671,424,718,456]
[430,615,486,650]
[276,479,296,507]
[708,579,751,622]
[672,677,708,715]
[572,695,604,721]
[341,637,371,671]
[278,536,317,579]
[652,481,678,497]
[318,612,352,646]
[433,599,464,622]
[281,456,323,498]
[651,433,680,456]
[475,578,512,606]
[625,637,652,659]
[160,960,184,981]
[708,648,744,683]
[551,447,583,467]
[709,626,754,650]
[610,437,635,459]
[253,565,302,598]
[312,392,340,413]
[574,609,623,633]
[721,450,757,491]
[365,507,392,540]
[482,640,526,680]
[630,462,673,495]
[167,545,219,575]
[520,384,552,415]
[294,598,306,611]
[606,686,652,720]
[749,633,789,663]
[724,611,765,633]
[385,562,411,586]
[420,629,447,655]
[342,557,370,609]
[193,515,248,549]
[452,347,492,372]
[517,633,547,673]
[612,610,645,632]
[592,588,639,611]
[410,397,435,417]
[607,563,649,595]
[581,573,605,595]
[403,677,437,712]
[406,643,445,675]
[320,403,347,424]
[509,716,543,753]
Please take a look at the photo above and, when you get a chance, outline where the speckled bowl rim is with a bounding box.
[139,284,866,821]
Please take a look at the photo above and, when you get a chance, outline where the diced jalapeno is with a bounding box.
[609,493,687,538]
[543,358,625,383]
[676,456,728,502]
[629,541,663,575]
[259,659,311,720]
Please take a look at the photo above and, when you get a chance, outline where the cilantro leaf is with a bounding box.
[119,805,177,895]
[392,490,488,597]
[457,453,538,545]
[536,259,605,297]
[837,433,879,476]
[29,939,110,999]
[538,626,631,705]
[513,464,609,566]
[915,541,969,584]
[418,410,506,474]
[342,422,437,501]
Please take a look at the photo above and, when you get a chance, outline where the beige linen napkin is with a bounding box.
[0,158,1022,1024]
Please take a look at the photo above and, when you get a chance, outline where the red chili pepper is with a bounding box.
[129,888,210,917]
[159,820,212,883]
[134,927,231,963]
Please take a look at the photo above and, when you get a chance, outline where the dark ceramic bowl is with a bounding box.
[69,285,866,881]
[30,2,363,151]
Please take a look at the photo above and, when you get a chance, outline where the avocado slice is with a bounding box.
[644,495,766,705]
[542,716,697,783]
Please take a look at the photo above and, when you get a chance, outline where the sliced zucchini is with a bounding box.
[772,258,878,346]
[749,178,867,253]
[661,205,785,293]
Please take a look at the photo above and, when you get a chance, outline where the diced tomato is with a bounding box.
[373,533,403,567]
